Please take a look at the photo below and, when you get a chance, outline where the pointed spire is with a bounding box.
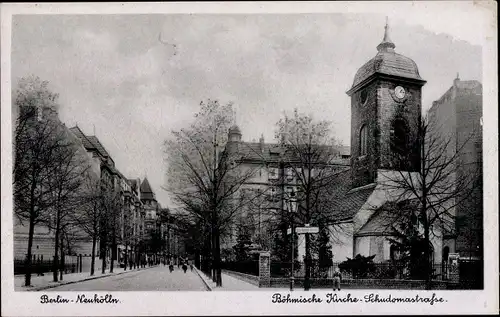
[377,16,396,52]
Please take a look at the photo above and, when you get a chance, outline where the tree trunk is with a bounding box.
[424,225,431,290]
[211,227,216,282]
[124,240,128,271]
[215,230,222,287]
[59,237,64,281]
[24,214,36,287]
[52,209,61,282]
[90,233,97,276]
[101,241,106,274]
[110,229,115,273]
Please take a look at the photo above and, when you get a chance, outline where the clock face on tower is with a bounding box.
[394,86,406,99]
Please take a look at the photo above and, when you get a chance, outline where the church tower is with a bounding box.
[346,19,426,188]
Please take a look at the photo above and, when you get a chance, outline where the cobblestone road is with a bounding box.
[46,265,208,291]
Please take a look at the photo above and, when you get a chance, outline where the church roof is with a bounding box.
[348,19,425,95]
[355,208,395,236]
[355,199,420,237]
[325,168,376,221]
[351,52,423,90]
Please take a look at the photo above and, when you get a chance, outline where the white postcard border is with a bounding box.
[1,2,498,316]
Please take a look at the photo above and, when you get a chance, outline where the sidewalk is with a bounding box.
[194,268,260,291]
[15,265,156,291]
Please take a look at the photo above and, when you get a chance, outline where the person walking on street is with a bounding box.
[333,268,342,291]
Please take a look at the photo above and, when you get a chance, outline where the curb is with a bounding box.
[193,267,212,291]
[20,265,157,292]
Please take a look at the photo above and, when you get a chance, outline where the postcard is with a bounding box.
[1,1,498,316]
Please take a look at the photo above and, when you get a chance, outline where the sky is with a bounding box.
[11,12,483,208]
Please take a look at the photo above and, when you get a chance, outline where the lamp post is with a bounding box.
[288,191,297,291]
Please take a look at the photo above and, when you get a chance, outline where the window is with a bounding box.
[360,125,368,156]
[296,168,302,177]
[268,167,278,180]
[360,89,368,104]
[390,118,409,158]
[268,186,278,202]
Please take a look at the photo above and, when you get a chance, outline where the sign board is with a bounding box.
[295,226,319,234]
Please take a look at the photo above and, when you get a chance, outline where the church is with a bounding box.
[326,20,446,266]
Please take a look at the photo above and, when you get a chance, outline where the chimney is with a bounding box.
[454,72,460,86]
[259,134,265,153]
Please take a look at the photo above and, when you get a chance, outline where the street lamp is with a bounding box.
[287,190,297,291]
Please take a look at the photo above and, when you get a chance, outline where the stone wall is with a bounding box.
[350,80,379,188]
[222,269,259,286]
[258,252,271,287]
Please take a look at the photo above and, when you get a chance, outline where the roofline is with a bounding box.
[346,72,427,96]
[69,126,97,150]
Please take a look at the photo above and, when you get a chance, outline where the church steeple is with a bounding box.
[376,17,396,52]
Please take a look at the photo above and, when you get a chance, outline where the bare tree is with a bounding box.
[12,76,69,286]
[101,185,122,273]
[42,129,91,282]
[75,172,102,276]
[374,114,480,289]
[165,99,258,287]
[274,108,349,290]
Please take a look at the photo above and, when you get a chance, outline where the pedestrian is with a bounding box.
[182,262,187,273]
[333,268,342,291]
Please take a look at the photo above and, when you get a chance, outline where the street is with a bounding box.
[45,265,208,291]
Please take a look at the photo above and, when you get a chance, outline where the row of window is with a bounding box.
[268,167,318,180]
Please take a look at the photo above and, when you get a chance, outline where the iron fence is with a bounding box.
[14,254,78,276]
[269,261,451,280]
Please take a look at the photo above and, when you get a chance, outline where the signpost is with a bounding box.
[296,224,319,291]
[295,226,319,234]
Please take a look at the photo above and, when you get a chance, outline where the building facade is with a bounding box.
[221,125,351,258]
[14,105,101,272]
[428,76,483,262]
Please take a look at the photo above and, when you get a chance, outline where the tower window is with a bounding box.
[360,89,368,104]
[360,124,368,156]
[390,118,409,157]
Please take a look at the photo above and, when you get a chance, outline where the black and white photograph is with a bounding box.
[1,2,498,316]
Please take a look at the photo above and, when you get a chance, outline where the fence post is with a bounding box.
[448,253,460,284]
[258,252,271,288]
